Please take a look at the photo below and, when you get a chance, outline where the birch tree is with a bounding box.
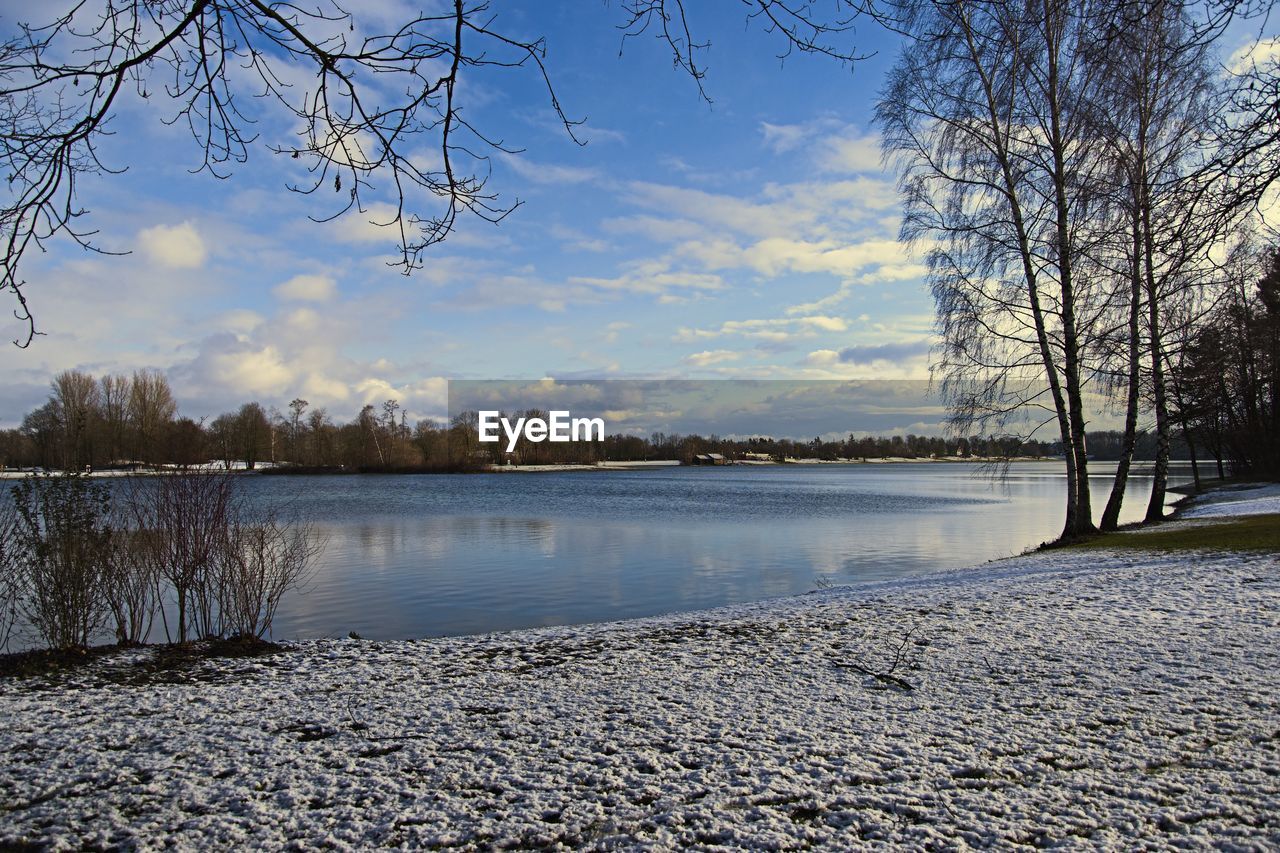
[1086,0,1226,527]
[878,0,1106,538]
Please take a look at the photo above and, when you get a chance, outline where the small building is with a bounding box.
[691,452,728,465]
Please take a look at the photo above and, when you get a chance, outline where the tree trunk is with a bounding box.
[1044,0,1094,536]
[1143,198,1171,522]
[1181,415,1201,491]
[1102,204,1145,531]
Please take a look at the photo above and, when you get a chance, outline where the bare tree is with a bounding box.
[1179,242,1280,477]
[235,401,270,470]
[98,373,130,465]
[51,369,100,471]
[127,369,177,463]
[207,412,236,470]
[286,397,308,463]
[358,403,384,466]
[1209,2,1280,234]
[617,0,884,101]
[1085,0,1228,528]
[307,406,333,466]
[878,0,1109,539]
[19,401,62,469]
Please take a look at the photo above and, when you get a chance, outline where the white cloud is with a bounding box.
[216,309,265,334]
[742,237,907,278]
[274,274,338,302]
[798,336,935,379]
[683,349,743,367]
[804,349,840,367]
[795,316,848,332]
[603,215,705,242]
[820,134,883,174]
[602,321,631,344]
[784,259,927,316]
[624,182,810,240]
[571,268,724,297]
[760,121,811,153]
[1229,36,1280,74]
[759,119,885,174]
[300,373,353,403]
[609,175,910,305]
[195,338,295,398]
[549,224,611,253]
[138,221,207,268]
[676,315,848,343]
[582,124,627,144]
[500,153,602,185]
[329,203,404,244]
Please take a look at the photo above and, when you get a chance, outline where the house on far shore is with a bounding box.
[691,453,729,466]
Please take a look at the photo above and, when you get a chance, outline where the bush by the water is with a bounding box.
[0,472,323,652]
[10,475,113,650]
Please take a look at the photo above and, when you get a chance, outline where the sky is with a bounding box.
[0,1,1267,434]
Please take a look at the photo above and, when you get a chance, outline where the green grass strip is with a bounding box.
[1072,513,1280,553]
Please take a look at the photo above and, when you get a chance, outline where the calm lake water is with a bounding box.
[232,460,1202,641]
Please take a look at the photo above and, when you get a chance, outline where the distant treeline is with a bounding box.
[463,427,1060,466]
[596,429,1185,465]
[1,372,471,472]
[1076,431,1190,463]
[0,370,1201,472]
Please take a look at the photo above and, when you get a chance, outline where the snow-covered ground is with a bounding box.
[0,461,277,479]
[488,461,682,472]
[1179,482,1280,518]
[1,487,1277,848]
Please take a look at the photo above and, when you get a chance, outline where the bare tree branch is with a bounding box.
[0,0,583,347]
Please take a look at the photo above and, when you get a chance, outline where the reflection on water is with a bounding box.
[252,461,1206,641]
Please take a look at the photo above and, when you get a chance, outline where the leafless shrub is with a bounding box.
[122,471,323,644]
[0,497,19,651]
[124,471,235,643]
[101,525,157,646]
[10,474,113,649]
[2,471,323,652]
[218,511,324,640]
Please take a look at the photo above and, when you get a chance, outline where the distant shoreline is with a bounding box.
[0,455,1056,478]
[1,456,1211,478]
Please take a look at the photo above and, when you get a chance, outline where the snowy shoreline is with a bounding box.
[1,487,1277,848]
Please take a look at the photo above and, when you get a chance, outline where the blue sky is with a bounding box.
[2,1,950,427]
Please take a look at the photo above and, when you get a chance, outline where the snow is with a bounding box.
[489,461,682,472]
[1,489,1278,847]
[1179,482,1280,518]
[0,461,277,479]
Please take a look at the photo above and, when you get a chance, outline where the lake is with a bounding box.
[235,460,1202,641]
